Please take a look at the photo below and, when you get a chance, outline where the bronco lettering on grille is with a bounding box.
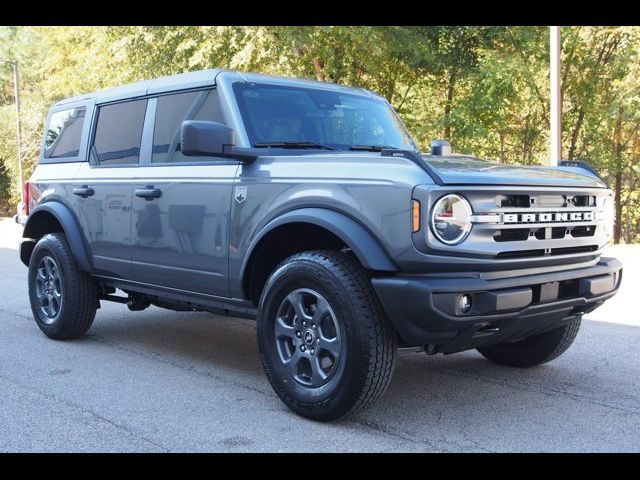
[502,212,594,224]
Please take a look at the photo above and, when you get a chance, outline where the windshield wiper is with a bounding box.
[254,141,335,150]
[349,145,398,152]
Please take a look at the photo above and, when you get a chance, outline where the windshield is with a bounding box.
[233,82,416,151]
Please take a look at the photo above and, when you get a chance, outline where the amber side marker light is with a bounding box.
[412,199,421,233]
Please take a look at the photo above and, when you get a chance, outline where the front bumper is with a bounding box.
[371,257,622,353]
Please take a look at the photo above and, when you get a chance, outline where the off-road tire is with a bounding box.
[28,233,98,340]
[477,317,582,368]
[257,250,396,421]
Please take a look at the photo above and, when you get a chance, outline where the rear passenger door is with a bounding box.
[131,89,239,297]
[72,98,149,279]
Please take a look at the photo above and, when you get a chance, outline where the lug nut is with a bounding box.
[316,338,320,344]
[295,331,302,338]
[312,324,316,329]
[300,345,306,352]
[310,348,315,355]
[302,321,307,327]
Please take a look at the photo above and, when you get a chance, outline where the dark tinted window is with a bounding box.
[152,89,224,163]
[93,99,147,165]
[44,107,86,158]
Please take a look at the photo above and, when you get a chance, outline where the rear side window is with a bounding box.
[152,89,224,163]
[44,107,86,159]
[92,99,147,166]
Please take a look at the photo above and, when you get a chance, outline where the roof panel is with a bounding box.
[53,68,377,107]
[54,69,222,107]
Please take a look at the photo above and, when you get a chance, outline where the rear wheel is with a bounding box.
[477,317,582,368]
[257,250,396,421]
[28,233,98,340]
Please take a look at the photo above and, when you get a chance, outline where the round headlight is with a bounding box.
[430,194,473,245]
[602,195,614,238]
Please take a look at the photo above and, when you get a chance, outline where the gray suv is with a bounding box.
[20,69,622,420]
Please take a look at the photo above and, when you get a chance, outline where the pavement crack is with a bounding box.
[577,346,637,381]
[349,417,445,452]
[0,372,169,452]
[86,333,273,398]
[437,365,640,416]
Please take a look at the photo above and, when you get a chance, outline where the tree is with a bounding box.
[0,25,637,242]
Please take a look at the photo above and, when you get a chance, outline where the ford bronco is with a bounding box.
[19,69,622,420]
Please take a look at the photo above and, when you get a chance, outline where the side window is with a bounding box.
[92,99,147,166]
[44,107,86,159]
[152,89,224,163]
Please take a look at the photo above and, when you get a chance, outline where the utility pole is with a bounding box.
[550,26,562,166]
[1,59,24,204]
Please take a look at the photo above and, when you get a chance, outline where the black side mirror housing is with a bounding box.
[181,120,235,157]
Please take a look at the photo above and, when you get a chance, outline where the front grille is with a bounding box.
[417,185,611,264]
[489,193,598,238]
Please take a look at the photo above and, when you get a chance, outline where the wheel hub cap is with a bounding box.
[303,329,315,345]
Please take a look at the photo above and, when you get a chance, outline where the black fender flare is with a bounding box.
[22,202,93,272]
[241,207,398,280]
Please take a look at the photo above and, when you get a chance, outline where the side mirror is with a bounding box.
[181,120,235,157]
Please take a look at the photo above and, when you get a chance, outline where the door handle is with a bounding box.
[72,185,95,198]
[135,185,162,201]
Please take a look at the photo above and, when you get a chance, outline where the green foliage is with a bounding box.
[0,26,638,242]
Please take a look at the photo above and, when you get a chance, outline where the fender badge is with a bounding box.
[234,186,247,204]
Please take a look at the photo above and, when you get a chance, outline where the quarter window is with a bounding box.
[93,99,147,166]
[44,107,86,159]
[152,90,224,163]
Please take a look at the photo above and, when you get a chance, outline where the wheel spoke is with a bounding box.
[312,296,331,324]
[287,291,311,322]
[35,281,45,299]
[46,299,56,317]
[283,350,303,377]
[275,316,295,339]
[318,337,340,357]
[309,355,327,385]
[37,268,47,281]
[44,258,53,277]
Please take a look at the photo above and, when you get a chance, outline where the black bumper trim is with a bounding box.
[371,257,622,352]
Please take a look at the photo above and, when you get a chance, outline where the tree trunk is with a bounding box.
[613,115,623,244]
[567,109,585,160]
[312,57,326,82]
[443,70,456,140]
[614,169,623,244]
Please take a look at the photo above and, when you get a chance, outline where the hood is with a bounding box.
[421,154,607,188]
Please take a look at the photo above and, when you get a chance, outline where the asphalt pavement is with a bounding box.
[0,217,638,452]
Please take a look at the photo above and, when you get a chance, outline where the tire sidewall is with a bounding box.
[257,257,368,417]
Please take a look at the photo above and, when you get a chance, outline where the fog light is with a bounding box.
[458,294,473,314]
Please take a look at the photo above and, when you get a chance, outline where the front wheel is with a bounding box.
[257,250,396,421]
